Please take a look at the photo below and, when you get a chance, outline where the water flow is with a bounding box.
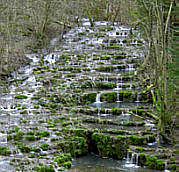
[135,153,139,167]
[95,92,103,117]
[96,92,101,103]
[0,133,7,145]
[135,92,140,102]
[128,64,135,72]
[122,108,131,117]
[116,91,121,103]
[164,161,170,172]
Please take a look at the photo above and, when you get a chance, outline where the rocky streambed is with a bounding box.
[0,19,177,172]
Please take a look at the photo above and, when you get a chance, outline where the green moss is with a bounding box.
[34,165,55,172]
[129,135,145,145]
[138,153,146,166]
[63,161,72,169]
[121,90,133,99]
[156,160,165,170]
[143,155,165,170]
[145,155,158,168]
[107,46,123,49]
[40,143,49,151]
[168,164,177,171]
[0,147,10,156]
[95,33,105,38]
[28,153,36,158]
[13,131,25,141]
[82,93,96,104]
[35,131,50,137]
[15,95,28,99]
[101,56,110,60]
[95,82,116,89]
[26,135,35,141]
[170,157,175,161]
[112,52,126,59]
[101,92,117,102]
[34,105,39,109]
[54,153,72,166]
[96,66,114,72]
[135,146,144,152]
[112,108,122,115]
[71,128,89,137]
[91,133,126,159]
[17,143,32,153]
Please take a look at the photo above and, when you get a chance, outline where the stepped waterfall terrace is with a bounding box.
[0,20,177,172]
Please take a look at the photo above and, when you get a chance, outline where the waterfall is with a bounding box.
[0,133,7,145]
[97,108,101,117]
[116,91,121,102]
[164,161,170,172]
[130,153,135,164]
[135,92,140,102]
[135,153,139,167]
[126,151,130,163]
[96,92,101,103]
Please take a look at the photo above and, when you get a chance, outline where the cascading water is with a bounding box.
[0,18,174,172]
[96,92,102,104]
[135,92,140,102]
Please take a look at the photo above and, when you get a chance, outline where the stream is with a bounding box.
[0,19,173,172]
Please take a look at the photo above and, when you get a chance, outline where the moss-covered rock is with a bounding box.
[15,95,28,99]
[100,92,117,102]
[112,108,122,115]
[33,165,55,172]
[63,161,72,169]
[91,133,127,159]
[168,164,177,171]
[57,130,89,157]
[54,153,72,166]
[95,82,116,89]
[128,135,145,145]
[0,147,10,156]
[40,143,49,151]
[145,155,165,170]
[82,93,97,104]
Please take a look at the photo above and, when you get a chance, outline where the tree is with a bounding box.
[135,0,177,144]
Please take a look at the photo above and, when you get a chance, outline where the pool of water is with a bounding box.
[68,154,159,172]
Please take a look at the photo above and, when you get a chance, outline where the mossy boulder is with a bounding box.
[63,161,72,169]
[0,147,10,156]
[57,131,89,157]
[101,92,117,102]
[95,82,116,89]
[33,165,55,172]
[145,155,165,170]
[82,93,97,104]
[54,153,72,166]
[128,135,145,145]
[91,133,127,159]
